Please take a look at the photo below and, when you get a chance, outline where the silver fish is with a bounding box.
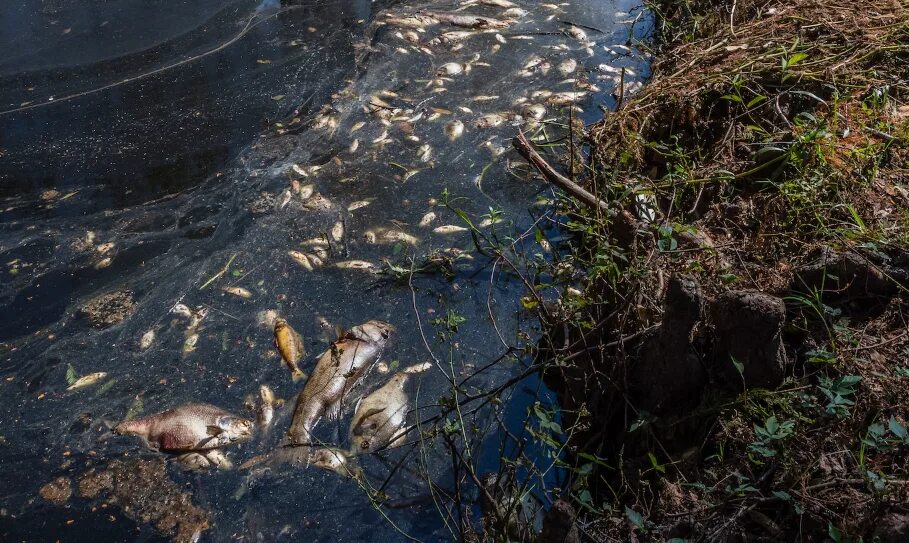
[115,403,253,452]
[286,321,393,445]
[349,373,411,454]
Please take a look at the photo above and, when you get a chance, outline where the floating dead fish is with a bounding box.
[445,120,465,141]
[349,139,360,153]
[139,330,155,351]
[349,121,366,134]
[287,321,393,445]
[115,403,253,452]
[428,30,474,46]
[503,7,528,17]
[438,62,469,76]
[288,250,315,271]
[477,0,516,7]
[183,333,199,356]
[565,25,588,42]
[426,11,509,29]
[523,103,546,120]
[350,373,410,454]
[334,260,376,271]
[547,91,588,106]
[348,200,372,212]
[96,242,115,255]
[310,447,361,478]
[298,184,315,200]
[385,13,440,29]
[418,211,438,227]
[331,221,345,242]
[433,224,469,234]
[94,257,112,270]
[177,449,232,470]
[364,228,419,246]
[67,372,107,391]
[274,319,306,381]
[418,144,432,162]
[257,385,277,428]
[257,309,281,329]
[558,58,578,75]
[472,95,500,102]
[171,303,193,318]
[222,286,252,299]
[474,113,510,128]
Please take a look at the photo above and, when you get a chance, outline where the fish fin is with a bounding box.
[291,369,306,383]
[335,325,345,341]
[325,401,342,422]
[359,406,386,420]
[206,425,224,436]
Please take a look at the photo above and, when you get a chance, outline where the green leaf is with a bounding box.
[624,506,644,529]
[94,378,116,397]
[889,417,908,442]
[732,358,744,377]
[772,490,792,501]
[721,94,743,103]
[125,397,143,421]
[746,95,768,108]
[786,52,809,67]
[648,452,666,473]
[65,364,78,386]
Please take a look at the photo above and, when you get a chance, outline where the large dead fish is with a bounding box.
[114,404,253,452]
[286,320,394,445]
[423,11,509,29]
[350,363,430,454]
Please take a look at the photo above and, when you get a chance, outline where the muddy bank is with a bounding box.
[531,0,909,540]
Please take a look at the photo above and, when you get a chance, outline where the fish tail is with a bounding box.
[291,369,306,382]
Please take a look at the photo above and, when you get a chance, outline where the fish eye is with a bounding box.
[360,440,369,449]
[369,423,377,429]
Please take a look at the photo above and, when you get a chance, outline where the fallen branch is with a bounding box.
[512,132,613,214]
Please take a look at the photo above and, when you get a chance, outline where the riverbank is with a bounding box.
[532,0,909,540]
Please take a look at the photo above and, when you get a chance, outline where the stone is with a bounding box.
[78,290,135,329]
[792,247,897,298]
[39,476,72,505]
[711,290,787,389]
[538,499,579,543]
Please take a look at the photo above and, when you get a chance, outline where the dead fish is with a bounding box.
[547,91,588,106]
[477,0,516,7]
[139,330,155,351]
[428,30,474,46]
[177,449,232,470]
[258,309,281,329]
[310,447,362,478]
[565,25,588,42]
[222,286,252,299]
[274,319,306,381]
[182,333,199,356]
[557,58,578,75]
[288,250,315,271]
[286,321,394,445]
[331,221,345,242]
[67,372,107,391]
[438,62,469,76]
[474,113,510,128]
[425,11,509,29]
[348,200,372,212]
[349,121,366,134]
[298,184,315,200]
[349,373,410,454]
[503,7,528,18]
[522,103,547,120]
[418,144,432,162]
[349,138,360,153]
[385,13,440,28]
[257,385,277,428]
[334,260,375,271]
[418,211,438,227]
[115,403,253,452]
[364,228,419,246]
[433,224,469,234]
[445,120,465,141]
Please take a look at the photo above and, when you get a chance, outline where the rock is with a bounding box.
[538,499,579,543]
[711,290,787,389]
[78,290,136,329]
[628,275,707,413]
[78,458,210,543]
[792,247,897,298]
[39,476,72,505]
[873,511,909,543]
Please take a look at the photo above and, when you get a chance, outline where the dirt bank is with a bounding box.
[528,0,909,540]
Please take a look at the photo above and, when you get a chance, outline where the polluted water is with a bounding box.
[0,0,649,540]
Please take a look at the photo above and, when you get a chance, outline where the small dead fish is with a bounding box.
[331,221,345,242]
[438,62,468,76]
[547,91,588,106]
[349,138,360,153]
[172,303,193,318]
[557,58,578,75]
[310,447,361,478]
[277,189,292,210]
[418,211,437,227]
[274,319,306,381]
[445,120,465,141]
[433,224,469,234]
[426,11,509,29]
[139,330,155,351]
[474,113,509,129]
[183,333,199,356]
[222,286,252,299]
[418,144,432,162]
[177,449,232,470]
[257,385,277,428]
[522,103,546,120]
[348,200,372,212]
[298,184,315,200]
[565,25,588,42]
[349,121,366,134]
[334,260,375,271]
[364,228,419,246]
[288,250,314,271]
[67,372,107,391]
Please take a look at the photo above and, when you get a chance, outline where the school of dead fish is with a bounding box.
[57,0,645,502]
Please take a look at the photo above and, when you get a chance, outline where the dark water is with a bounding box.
[0,0,650,540]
